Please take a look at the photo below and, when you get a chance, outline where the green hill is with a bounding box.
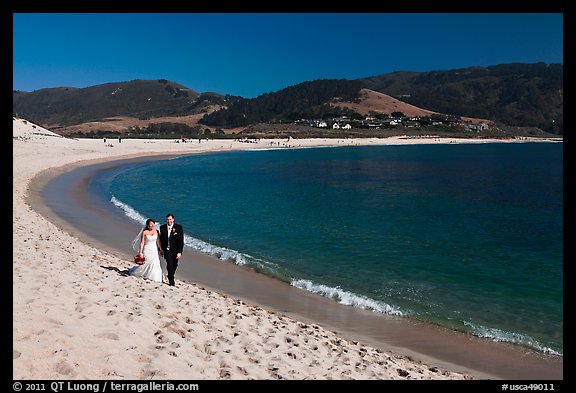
[359,63,563,134]
[200,79,365,127]
[12,79,206,127]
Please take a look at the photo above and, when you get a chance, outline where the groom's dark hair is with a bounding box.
[166,213,174,219]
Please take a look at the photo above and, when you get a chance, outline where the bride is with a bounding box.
[128,218,163,282]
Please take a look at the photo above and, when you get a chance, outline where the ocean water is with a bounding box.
[104,142,563,355]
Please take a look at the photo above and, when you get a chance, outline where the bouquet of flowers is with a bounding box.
[133,253,145,265]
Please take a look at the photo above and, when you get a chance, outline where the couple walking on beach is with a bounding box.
[129,213,184,286]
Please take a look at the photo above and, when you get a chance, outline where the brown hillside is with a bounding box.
[332,88,436,117]
[332,89,491,124]
[54,105,224,135]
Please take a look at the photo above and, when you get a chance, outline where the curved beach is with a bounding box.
[13,118,563,380]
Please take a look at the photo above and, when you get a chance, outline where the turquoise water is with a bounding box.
[106,142,563,355]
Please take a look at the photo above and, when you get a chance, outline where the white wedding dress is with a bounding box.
[128,233,163,282]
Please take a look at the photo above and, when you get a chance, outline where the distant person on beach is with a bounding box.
[129,218,163,282]
[159,213,184,287]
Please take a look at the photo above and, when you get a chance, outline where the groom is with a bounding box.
[159,213,184,286]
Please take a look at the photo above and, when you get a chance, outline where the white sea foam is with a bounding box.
[291,279,405,316]
[111,195,148,224]
[111,195,267,268]
[292,276,563,355]
[184,236,248,265]
[463,321,563,357]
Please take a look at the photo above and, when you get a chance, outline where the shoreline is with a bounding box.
[35,152,564,380]
[14,122,563,379]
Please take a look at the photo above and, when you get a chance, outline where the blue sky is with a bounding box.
[13,13,563,98]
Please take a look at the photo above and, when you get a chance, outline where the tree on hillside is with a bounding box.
[200,79,365,127]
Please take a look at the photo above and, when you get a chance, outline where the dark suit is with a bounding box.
[159,223,184,286]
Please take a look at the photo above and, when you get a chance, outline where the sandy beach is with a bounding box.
[13,118,562,380]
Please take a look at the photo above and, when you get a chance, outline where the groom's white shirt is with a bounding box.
[166,224,173,249]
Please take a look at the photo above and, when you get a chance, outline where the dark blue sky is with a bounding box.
[13,13,563,98]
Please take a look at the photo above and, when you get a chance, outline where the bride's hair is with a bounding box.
[132,220,155,252]
[145,218,155,230]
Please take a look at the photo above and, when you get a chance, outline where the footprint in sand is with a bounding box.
[154,331,168,344]
[96,332,120,341]
[184,316,195,324]
[203,343,217,355]
[55,360,75,376]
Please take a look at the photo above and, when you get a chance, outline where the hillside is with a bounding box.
[330,88,435,118]
[12,63,562,137]
[200,80,493,132]
[360,63,563,134]
[12,79,219,128]
[331,89,493,125]
[200,79,366,128]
